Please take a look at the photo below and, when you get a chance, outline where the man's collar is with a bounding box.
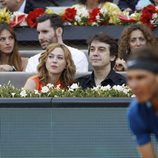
[86,70,115,86]
[106,70,116,82]
[18,0,26,13]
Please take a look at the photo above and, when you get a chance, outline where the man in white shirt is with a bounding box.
[25,13,88,73]
[0,0,25,12]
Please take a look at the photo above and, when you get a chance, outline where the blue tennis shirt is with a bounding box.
[128,99,158,145]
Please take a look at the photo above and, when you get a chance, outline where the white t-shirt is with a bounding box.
[25,45,88,73]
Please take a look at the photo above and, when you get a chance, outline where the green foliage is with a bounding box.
[0,83,132,98]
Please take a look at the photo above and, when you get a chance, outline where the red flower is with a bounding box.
[140,4,157,30]
[62,7,76,22]
[10,14,26,28]
[26,8,45,28]
[119,15,137,24]
[88,7,100,25]
[143,4,156,13]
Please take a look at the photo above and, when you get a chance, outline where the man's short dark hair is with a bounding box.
[87,32,118,68]
[37,13,64,30]
[87,32,118,57]
[127,47,158,73]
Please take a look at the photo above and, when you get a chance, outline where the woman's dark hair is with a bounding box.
[0,23,22,71]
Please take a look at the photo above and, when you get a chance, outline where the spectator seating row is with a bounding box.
[0,72,92,88]
[19,50,129,73]
[19,50,42,57]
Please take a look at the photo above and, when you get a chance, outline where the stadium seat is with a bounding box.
[0,72,92,88]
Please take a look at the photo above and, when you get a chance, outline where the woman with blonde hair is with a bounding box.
[24,43,76,91]
[0,22,28,71]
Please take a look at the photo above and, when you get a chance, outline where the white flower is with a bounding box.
[70,83,79,89]
[34,90,40,95]
[69,83,79,91]
[55,84,61,90]
[100,8,107,15]
[41,86,49,93]
[155,6,158,11]
[75,15,81,22]
[76,7,88,17]
[91,22,99,26]
[11,93,16,97]
[112,85,124,92]
[96,15,100,21]
[92,85,101,91]
[122,89,129,94]
[152,13,158,19]
[100,85,111,91]
[112,85,131,95]
[131,94,136,97]
[20,89,27,97]
[46,83,54,88]
[74,7,89,24]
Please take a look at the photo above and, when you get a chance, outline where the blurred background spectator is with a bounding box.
[114,24,157,71]
[136,0,158,10]
[152,0,158,5]
[118,0,138,12]
[118,0,158,12]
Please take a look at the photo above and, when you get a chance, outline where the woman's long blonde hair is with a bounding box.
[37,43,76,87]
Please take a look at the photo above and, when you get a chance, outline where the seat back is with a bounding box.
[0,72,35,88]
[0,72,92,88]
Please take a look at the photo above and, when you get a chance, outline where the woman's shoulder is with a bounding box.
[29,75,40,81]
[23,74,39,91]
